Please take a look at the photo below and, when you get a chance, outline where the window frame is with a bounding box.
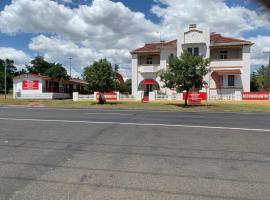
[228,75,235,87]
[146,57,153,65]
[220,50,228,60]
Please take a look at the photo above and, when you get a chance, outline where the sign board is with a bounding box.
[22,80,39,90]
[242,92,269,100]
[96,92,118,101]
[183,92,207,105]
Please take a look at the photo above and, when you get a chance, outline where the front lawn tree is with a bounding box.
[160,51,210,106]
[83,59,115,93]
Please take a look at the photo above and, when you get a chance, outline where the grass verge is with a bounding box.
[1,95,270,112]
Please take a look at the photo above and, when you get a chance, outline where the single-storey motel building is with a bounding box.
[131,24,253,98]
[13,74,88,99]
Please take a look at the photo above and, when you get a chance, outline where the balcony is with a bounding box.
[138,64,160,73]
[210,59,244,68]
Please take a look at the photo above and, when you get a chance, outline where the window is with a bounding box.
[228,75,235,87]
[194,47,199,56]
[220,51,228,60]
[187,47,199,56]
[146,57,153,65]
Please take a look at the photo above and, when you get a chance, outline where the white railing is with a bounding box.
[16,93,71,99]
[119,94,136,101]
[209,94,240,101]
[76,94,95,101]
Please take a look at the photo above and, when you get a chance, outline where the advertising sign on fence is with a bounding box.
[242,92,269,100]
[22,80,39,90]
[96,92,118,101]
[183,92,207,105]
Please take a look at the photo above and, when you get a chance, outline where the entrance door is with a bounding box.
[144,84,153,97]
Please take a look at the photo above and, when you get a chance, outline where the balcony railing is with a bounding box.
[138,64,160,73]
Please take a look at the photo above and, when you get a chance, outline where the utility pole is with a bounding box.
[68,57,72,78]
[264,51,270,65]
[4,59,7,100]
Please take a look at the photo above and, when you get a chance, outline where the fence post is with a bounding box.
[116,92,120,101]
[73,92,79,101]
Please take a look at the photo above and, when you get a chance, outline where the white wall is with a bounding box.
[242,45,251,92]
[13,76,43,97]
[132,54,138,95]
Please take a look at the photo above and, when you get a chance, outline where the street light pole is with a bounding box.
[68,57,72,78]
[4,60,7,100]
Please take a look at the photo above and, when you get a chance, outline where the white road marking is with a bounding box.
[0,117,269,132]
[86,113,132,116]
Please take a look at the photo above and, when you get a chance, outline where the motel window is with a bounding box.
[228,75,235,87]
[146,57,153,65]
[220,51,228,60]
[187,47,199,56]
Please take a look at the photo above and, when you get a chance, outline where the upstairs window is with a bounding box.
[220,51,228,60]
[187,47,199,56]
[146,57,153,65]
[228,75,235,87]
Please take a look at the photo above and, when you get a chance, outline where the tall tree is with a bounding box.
[0,59,17,93]
[45,63,68,80]
[125,79,132,94]
[83,59,115,93]
[159,52,210,106]
[250,72,259,92]
[255,65,270,91]
[26,56,52,74]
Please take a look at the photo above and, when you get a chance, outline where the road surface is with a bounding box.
[0,107,269,200]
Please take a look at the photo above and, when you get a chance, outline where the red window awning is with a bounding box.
[143,79,157,85]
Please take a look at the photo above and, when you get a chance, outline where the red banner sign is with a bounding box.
[183,92,207,101]
[242,92,269,100]
[22,80,39,90]
[96,92,118,101]
[183,92,207,105]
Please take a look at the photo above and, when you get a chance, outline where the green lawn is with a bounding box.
[1,95,270,112]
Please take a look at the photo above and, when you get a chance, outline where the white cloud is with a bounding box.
[0,47,31,69]
[0,0,160,77]
[0,0,270,76]
[151,0,270,38]
[248,35,270,70]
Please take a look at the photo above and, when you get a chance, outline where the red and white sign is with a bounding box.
[22,80,39,90]
[96,92,118,101]
[183,92,207,105]
[242,92,269,100]
[183,92,207,101]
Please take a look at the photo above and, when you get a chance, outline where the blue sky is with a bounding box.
[0,0,270,76]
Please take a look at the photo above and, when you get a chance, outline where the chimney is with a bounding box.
[189,24,197,30]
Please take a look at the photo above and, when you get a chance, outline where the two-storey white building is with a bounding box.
[131,24,253,99]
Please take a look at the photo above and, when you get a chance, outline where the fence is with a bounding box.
[73,92,270,102]
[16,93,71,99]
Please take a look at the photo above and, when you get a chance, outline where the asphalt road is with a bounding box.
[0,107,270,200]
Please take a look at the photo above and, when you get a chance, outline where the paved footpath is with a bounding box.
[0,107,270,200]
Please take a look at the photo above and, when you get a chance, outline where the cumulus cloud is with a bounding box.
[0,0,160,77]
[247,35,270,71]
[0,47,31,69]
[0,0,270,76]
[151,0,270,38]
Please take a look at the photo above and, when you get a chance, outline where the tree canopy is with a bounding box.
[160,51,210,106]
[0,59,17,93]
[26,56,68,80]
[250,65,270,92]
[83,59,116,93]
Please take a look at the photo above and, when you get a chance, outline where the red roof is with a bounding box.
[131,40,177,53]
[131,33,252,53]
[210,33,251,45]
